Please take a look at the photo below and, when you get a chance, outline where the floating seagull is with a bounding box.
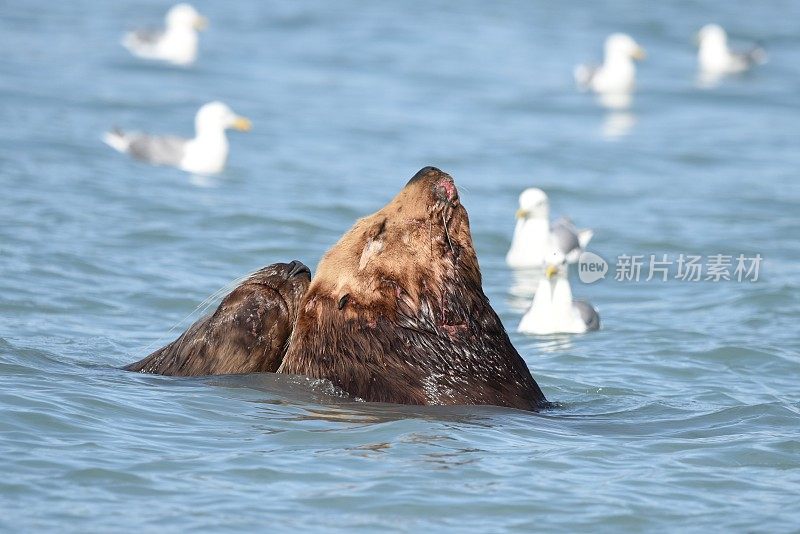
[122,3,207,66]
[103,102,251,175]
[696,24,766,75]
[574,33,646,94]
[518,250,600,335]
[506,188,593,268]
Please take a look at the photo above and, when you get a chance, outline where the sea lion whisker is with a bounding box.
[136,269,257,355]
[429,219,433,259]
[442,211,454,255]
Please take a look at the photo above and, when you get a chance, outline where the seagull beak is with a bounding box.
[515,208,529,220]
[232,116,252,132]
[194,16,209,30]
[545,265,559,279]
[632,46,647,60]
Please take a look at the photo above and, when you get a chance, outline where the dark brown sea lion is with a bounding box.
[278,167,547,410]
[126,260,311,376]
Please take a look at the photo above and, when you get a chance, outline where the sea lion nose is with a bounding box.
[287,260,311,278]
[434,177,459,204]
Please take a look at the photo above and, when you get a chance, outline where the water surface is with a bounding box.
[1,0,799,531]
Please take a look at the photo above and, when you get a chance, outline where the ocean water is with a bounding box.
[1,0,799,531]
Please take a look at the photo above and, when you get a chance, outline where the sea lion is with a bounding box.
[126,260,311,376]
[278,167,547,410]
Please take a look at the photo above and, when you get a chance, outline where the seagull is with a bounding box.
[506,188,593,268]
[122,3,208,66]
[696,24,766,75]
[103,102,252,175]
[574,33,646,94]
[518,250,600,335]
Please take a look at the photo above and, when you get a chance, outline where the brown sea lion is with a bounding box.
[278,167,547,410]
[126,260,311,376]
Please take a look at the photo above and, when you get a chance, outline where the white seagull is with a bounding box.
[574,33,646,94]
[518,250,600,335]
[697,24,766,75]
[122,3,208,66]
[506,188,593,269]
[103,102,252,175]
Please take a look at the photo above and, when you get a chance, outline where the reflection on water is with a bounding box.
[507,267,542,311]
[218,373,533,427]
[595,92,637,139]
[188,173,222,188]
[597,91,633,110]
[529,334,575,354]
[602,110,637,139]
[696,69,726,89]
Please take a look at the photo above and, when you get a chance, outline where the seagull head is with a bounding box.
[167,3,208,31]
[516,188,549,220]
[696,24,728,51]
[195,102,252,135]
[544,249,568,281]
[605,33,646,62]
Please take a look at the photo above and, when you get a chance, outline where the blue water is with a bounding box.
[1,0,799,531]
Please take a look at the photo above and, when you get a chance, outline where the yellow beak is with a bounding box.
[194,16,209,30]
[632,46,647,60]
[515,208,529,220]
[545,265,559,279]
[232,116,252,132]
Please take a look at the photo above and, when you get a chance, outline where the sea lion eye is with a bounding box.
[337,294,349,310]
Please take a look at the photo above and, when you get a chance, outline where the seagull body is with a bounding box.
[697,24,765,75]
[122,3,207,66]
[104,102,251,175]
[518,254,600,335]
[574,33,646,94]
[506,188,593,268]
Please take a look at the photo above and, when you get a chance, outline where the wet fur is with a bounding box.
[279,167,547,410]
[126,262,310,376]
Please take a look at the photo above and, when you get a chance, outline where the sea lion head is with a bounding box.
[247,260,312,324]
[281,167,546,410]
[306,166,480,319]
[126,260,311,376]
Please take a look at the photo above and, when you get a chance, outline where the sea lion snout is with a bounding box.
[286,260,311,279]
[434,177,458,205]
[406,165,444,185]
[405,166,460,205]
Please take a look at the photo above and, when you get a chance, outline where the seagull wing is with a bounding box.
[127,134,188,167]
[574,300,600,332]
